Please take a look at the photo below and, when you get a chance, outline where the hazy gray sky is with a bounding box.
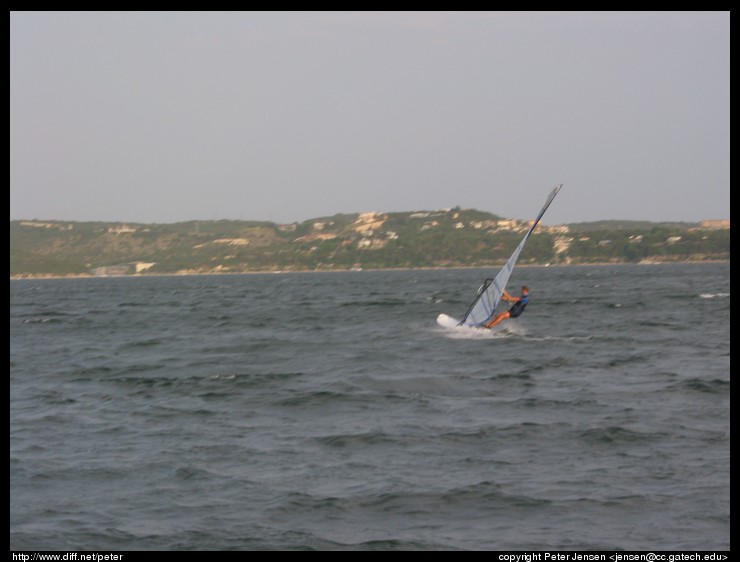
[10,11,729,225]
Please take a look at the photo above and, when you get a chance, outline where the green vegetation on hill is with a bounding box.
[9,210,730,277]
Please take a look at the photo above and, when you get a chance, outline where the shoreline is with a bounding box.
[9,258,730,281]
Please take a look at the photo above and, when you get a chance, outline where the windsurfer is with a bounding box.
[485,286,529,328]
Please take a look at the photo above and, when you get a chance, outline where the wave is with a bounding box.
[525,334,595,342]
[268,480,550,519]
[342,299,407,307]
[273,389,371,408]
[435,322,594,343]
[436,325,511,340]
[73,370,304,386]
[17,310,76,324]
[20,316,61,324]
[117,338,163,350]
[435,424,555,444]
[173,466,214,480]
[577,425,666,445]
[671,378,729,394]
[314,431,398,448]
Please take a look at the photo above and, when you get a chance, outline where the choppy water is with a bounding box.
[10,263,730,550]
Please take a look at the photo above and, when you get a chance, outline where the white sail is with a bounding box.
[459,184,562,327]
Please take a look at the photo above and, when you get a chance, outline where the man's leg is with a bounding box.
[486,311,510,328]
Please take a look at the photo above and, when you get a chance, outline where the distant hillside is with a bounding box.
[566,220,696,232]
[9,211,730,277]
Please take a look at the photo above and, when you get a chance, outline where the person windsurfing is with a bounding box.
[485,286,529,329]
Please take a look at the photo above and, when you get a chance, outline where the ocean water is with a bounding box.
[10,263,730,551]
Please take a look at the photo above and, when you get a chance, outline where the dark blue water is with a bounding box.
[10,264,730,550]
